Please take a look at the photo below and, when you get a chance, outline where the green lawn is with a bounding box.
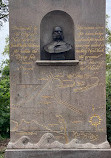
[0,139,9,158]
[0,152,4,158]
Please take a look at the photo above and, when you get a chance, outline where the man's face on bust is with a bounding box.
[52,26,64,41]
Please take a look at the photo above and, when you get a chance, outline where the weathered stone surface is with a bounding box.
[5,149,111,158]
[9,0,107,148]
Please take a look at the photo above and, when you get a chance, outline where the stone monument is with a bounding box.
[5,0,111,157]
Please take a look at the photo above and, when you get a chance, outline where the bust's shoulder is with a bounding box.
[44,42,58,53]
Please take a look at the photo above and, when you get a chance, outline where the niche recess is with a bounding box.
[40,10,75,60]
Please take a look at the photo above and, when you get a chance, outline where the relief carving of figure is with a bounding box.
[44,26,72,60]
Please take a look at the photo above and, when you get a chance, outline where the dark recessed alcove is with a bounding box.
[40,10,75,60]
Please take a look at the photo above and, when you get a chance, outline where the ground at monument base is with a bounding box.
[5,149,111,158]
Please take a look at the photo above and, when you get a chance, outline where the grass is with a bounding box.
[0,151,5,158]
[0,138,9,158]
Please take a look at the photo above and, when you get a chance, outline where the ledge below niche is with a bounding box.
[36,60,79,66]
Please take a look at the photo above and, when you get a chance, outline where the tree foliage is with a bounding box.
[106,16,111,143]
[0,0,9,26]
[106,71,111,143]
[106,15,111,47]
[0,38,10,138]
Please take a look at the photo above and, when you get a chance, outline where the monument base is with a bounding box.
[5,149,111,158]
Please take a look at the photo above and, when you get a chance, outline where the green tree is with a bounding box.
[0,37,10,138]
[106,71,111,143]
[0,0,9,26]
[106,16,111,143]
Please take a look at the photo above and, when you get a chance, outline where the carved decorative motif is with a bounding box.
[7,133,110,149]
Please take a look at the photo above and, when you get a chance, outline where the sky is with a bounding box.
[106,0,111,28]
[0,22,9,63]
[0,0,111,64]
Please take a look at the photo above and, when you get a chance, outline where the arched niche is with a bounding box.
[40,10,75,60]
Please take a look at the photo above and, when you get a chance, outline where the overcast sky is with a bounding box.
[0,0,111,64]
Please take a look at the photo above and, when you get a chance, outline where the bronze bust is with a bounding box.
[44,27,72,60]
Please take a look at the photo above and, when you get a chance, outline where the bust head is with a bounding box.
[52,26,64,41]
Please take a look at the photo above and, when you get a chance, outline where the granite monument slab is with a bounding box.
[5,0,111,157]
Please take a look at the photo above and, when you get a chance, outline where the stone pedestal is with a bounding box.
[5,149,111,158]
